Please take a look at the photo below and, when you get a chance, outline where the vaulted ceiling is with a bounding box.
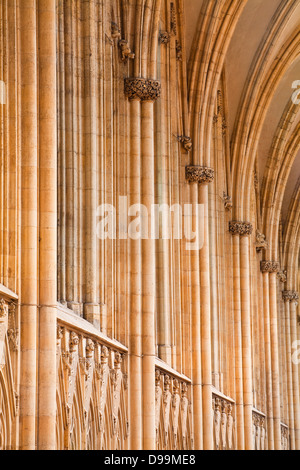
[184,0,300,237]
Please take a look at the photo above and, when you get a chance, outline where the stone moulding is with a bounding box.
[124,78,161,102]
[282,291,299,303]
[185,165,215,184]
[229,221,253,237]
[260,260,280,273]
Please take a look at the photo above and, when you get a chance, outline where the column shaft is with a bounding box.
[190,182,203,449]
[290,300,300,449]
[233,234,244,449]
[129,99,142,449]
[240,235,253,450]
[199,184,213,450]
[269,272,281,449]
[37,0,57,450]
[19,0,38,450]
[141,100,156,449]
[263,272,274,449]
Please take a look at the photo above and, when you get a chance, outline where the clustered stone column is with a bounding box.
[260,260,281,450]
[19,1,38,450]
[282,290,300,450]
[37,0,57,450]
[229,221,253,450]
[125,77,161,450]
[186,165,214,450]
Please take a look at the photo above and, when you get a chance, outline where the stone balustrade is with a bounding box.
[155,359,193,450]
[212,389,235,450]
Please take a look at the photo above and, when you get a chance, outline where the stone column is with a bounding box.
[262,270,274,449]
[125,78,161,450]
[128,91,142,449]
[83,0,100,327]
[282,291,295,449]
[37,0,57,450]
[19,0,38,450]
[229,221,253,450]
[289,291,300,449]
[261,261,281,450]
[232,228,244,449]
[186,165,214,449]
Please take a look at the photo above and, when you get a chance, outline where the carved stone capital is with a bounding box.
[229,221,253,237]
[282,291,295,303]
[124,78,161,102]
[185,165,214,184]
[260,260,280,273]
[283,291,299,303]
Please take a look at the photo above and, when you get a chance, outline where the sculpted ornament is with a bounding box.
[111,22,121,40]
[185,165,215,184]
[277,270,287,283]
[223,193,233,211]
[176,41,183,61]
[118,40,135,62]
[159,31,171,44]
[178,136,192,153]
[124,78,161,102]
[255,231,268,252]
[170,3,177,36]
[229,221,253,237]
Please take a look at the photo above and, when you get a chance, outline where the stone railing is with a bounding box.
[56,305,129,450]
[252,408,267,450]
[212,388,235,450]
[0,285,19,450]
[155,358,193,450]
[281,423,289,450]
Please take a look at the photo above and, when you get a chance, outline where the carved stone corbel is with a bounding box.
[111,22,121,40]
[255,230,268,252]
[118,40,135,62]
[277,270,287,283]
[178,136,192,152]
[223,193,233,211]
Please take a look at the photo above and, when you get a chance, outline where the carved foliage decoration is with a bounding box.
[185,166,215,184]
[56,325,128,450]
[229,221,253,237]
[260,261,280,273]
[124,78,161,102]
[155,371,193,450]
